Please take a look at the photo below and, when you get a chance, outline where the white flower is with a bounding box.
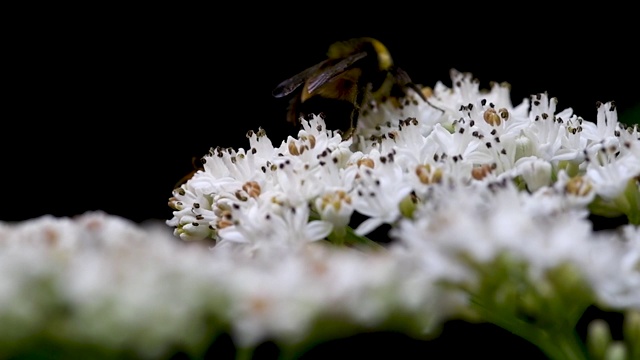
[586,225,640,309]
[314,190,354,230]
[356,87,446,139]
[216,201,332,255]
[351,151,413,235]
[515,156,553,192]
[2,212,471,355]
[618,123,640,158]
[551,170,597,211]
[0,213,224,359]
[425,122,493,182]
[521,93,577,162]
[581,101,620,145]
[585,142,640,201]
[168,116,353,243]
[432,70,496,112]
[390,181,598,285]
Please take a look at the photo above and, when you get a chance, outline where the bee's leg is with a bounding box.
[425,98,445,114]
[345,83,369,139]
[287,96,302,125]
[340,104,359,140]
[392,66,446,114]
[406,83,445,114]
[349,104,360,134]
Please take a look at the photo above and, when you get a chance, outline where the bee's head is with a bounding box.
[327,37,394,72]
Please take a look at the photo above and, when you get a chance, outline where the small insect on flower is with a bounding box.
[272,37,435,138]
[173,156,204,190]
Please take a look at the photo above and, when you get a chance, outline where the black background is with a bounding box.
[4,6,637,223]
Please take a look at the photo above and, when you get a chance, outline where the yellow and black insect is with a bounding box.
[272,37,430,137]
[173,156,204,190]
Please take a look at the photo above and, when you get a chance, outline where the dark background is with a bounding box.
[4,7,637,223]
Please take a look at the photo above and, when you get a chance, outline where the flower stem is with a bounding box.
[481,308,588,360]
[341,226,386,251]
[235,347,253,360]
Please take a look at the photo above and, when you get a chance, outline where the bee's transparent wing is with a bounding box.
[272,59,330,98]
[305,51,367,94]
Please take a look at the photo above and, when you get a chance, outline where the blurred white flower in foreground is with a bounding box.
[0,212,458,359]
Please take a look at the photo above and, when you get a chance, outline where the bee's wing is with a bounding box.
[305,51,368,94]
[272,59,331,98]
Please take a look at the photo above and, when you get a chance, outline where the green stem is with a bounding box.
[327,226,346,246]
[235,347,253,360]
[623,179,640,225]
[534,330,588,360]
[323,224,385,251]
[341,226,386,251]
[309,210,384,250]
[481,308,588,360]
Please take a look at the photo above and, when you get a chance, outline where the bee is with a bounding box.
[173,156,204,190]
[272,37,433,137]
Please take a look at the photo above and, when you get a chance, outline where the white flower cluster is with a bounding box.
[0,212,459,358]
[168,69,639,248]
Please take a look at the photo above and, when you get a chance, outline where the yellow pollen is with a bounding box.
[471,164,493,180]
[242,181,262,198]
[357,158,375,168]
[321,190,352,211]
[421,87,434,98]
[416,164,443,184]
[565,176,593,197]
[499,108,509,120]
[216,219,234,229]
[483,108,501,126]
[288,141,300,155]
[235,190,248,201]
